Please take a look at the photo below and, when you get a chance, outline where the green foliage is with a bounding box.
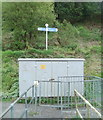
[90,45,101,54]
[2,51,19,97]
[54,20,79,47]
[54,2,101,23]
[3,50,25,59]
[27,48,54,57]
[76,26,101,41]
[2,3,101,99]
[82,3,101,19]
[67,43,77,50]
[2,41,101,98]
[2,2,56,50]
[54,2,84,23]
[2,2,101,51]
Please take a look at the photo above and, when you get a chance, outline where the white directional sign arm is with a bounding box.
[37,24,58,50]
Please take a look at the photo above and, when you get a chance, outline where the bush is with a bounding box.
[67,43,77,50]
[90,45,101,53]
[76,26,101,41]
[55,20,79,47]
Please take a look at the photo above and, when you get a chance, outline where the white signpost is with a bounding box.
[38,24,58,50]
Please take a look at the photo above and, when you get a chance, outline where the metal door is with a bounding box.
[36,61,52,97]
[36,61,68,97]
[51,61,68,96]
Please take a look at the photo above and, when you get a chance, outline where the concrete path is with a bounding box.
[0,102,101,118]
[1,102,76,118]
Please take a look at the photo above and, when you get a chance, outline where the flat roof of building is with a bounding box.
[18,58,85,61]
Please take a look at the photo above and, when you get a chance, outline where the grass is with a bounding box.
[2,45,101,99]
[2,22,101,99]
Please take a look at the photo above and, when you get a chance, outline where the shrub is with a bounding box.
[67,43,77,50]
[76,26,101,41]
[90,45,101,53]
[55,20,79,47]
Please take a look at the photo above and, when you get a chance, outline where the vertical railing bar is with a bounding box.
[25,92,28,118]
[39,82,41,105]
[87,104,90,118]
[61,82,63,111]
[55,82,57,104]
[48,82,50,104]
[35,85,37,112]
[68,82,70,110]
[90,82,92,103]
[96,81,99,108]
[88,81,90,103]
[10,104,14,118]
[65,82,67,109]
[57,80,59,108]
[44,82,45,104]
[63,78,64,109]
[53,82,54,105]
[74,90,78,117]
[46,81,47,104]
[93,81,95,107]
[50,81,52,105]
[32,85,34,104]
[71,78,73,109]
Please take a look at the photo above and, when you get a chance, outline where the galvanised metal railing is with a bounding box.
[0,76,102,118]
[58,76,102,110]
[0,82,38,119]
[30,76,101,112]
[74,89,102,119]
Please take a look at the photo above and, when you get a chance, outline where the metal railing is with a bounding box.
[74,89,102,119]
[58,76,102,110]
[0,83,38,119]
[0,76,102,118]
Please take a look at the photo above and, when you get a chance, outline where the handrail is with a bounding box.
[0,76,102,118]
[58,76,103,80]
[39,79,101,83]
[0,85,35,119]
[74,89,101,118]
[76,108,83,119]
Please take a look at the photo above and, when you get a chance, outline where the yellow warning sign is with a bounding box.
[40,65,46,69]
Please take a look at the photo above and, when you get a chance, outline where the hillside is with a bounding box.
[1,2,101,98]
[2,23,101,98]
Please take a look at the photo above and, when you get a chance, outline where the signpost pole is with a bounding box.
[45,24,48,50]
[38,24,58,50]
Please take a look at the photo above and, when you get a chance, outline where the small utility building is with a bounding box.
[18,58,85,97]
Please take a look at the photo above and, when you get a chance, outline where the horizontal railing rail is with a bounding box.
[1,76,102,118]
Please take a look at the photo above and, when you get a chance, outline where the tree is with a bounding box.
[2,2,56,50]
[54,2,101,23]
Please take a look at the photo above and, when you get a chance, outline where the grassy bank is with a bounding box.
[2,24,101,98]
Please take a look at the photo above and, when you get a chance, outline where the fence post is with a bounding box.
[87,104,90,118]
[39,82,41,105]
[34,81,39,112]
[32,85,34,104]
[57,80,59,108]
[10,104,14,118]
[35,85,37,112]
[74,90,78,117]
[68,82,70,110]
[61,82,63,111]
[25,92,28,118]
